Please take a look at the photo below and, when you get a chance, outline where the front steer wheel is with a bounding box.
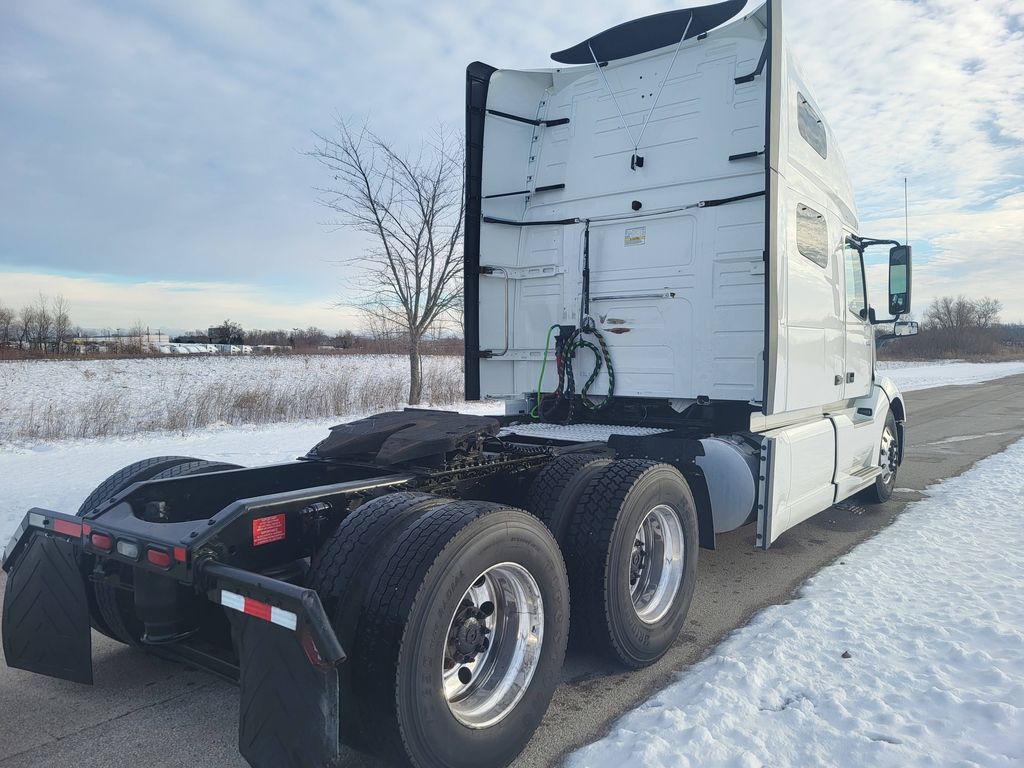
[859,412,899,503]
[351,501,569,768]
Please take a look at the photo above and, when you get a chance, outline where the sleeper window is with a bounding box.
[797,92,827,159]
[796,204,828,268]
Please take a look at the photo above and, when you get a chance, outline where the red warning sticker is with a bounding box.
[252,514,286,546]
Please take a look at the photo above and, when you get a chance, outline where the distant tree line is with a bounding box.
[880,295,1021,359]
[173,319,461,355]
[0,293,75,357]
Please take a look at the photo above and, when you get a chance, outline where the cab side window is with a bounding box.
[797,92,827,159]
[844,243,866,319]
[796,204,828,268]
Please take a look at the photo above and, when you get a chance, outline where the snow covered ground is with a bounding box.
[877,359,1024,392]
[568,438,1024,768]
[0,354,464,442]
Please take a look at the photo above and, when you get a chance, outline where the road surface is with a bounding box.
[2,374,1022,768]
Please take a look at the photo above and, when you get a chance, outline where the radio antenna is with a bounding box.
[904,177,909,245]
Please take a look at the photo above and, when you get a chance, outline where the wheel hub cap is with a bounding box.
[442,562,544,729]
[629,504,685,625]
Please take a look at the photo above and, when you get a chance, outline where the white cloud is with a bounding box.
[786,0,1024,319]
[0,271,360,333]
[1,0,1022,325]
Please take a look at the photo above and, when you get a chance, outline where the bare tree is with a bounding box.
[127,320,146,353]
[51,294,72,355]
[309,121,464,404]
[16,306,34,350]
[974,297,1002,329]
[0,302,13,357]
[924,295,1002,332]
[29,294,52,353]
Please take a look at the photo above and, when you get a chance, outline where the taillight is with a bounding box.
[146,548,172,568]
[53,519,83,537]
[91,532,113,552]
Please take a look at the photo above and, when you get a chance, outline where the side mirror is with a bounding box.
[888,245,912,316]
[894,320,918,337]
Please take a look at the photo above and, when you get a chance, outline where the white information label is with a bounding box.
[624,226,646,246]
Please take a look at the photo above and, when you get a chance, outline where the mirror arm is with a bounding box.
[849,236,904,249]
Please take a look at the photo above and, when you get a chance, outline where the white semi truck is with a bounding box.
[466,0,915,550]
[2,2,915,767]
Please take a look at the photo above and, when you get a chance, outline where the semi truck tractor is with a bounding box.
[1,1,915,766]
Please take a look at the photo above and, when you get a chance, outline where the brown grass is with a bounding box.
[8,367,464,442]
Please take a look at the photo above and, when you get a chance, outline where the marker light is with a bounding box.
[146,548,172,568]
[90,532,113,552]
[116,539,140,560]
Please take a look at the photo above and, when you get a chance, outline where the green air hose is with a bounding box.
[530,324,561,419]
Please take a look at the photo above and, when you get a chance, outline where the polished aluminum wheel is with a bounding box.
[442,562,544,729]
[879,423,898,485]
[629,504,685,624]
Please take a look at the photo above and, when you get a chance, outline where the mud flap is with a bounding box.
[2,532,93,684]
[234,613,341,768]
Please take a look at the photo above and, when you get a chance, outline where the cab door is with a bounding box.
[841,237,872,399]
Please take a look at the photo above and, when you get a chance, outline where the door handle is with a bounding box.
[834,374,842,386]
[847,372,855,383]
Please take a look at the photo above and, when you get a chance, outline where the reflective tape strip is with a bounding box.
[220,589,297,631]
[270,605,298,631]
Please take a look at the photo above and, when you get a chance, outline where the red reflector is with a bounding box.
[243,597,273,622]
[252,514,286,546]
[91,532,113,552]
[53,519,82,537]
[173,546,188,563]
[82,523,92,536]
[146,548,172,568]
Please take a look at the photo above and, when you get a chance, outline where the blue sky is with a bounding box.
[1,0,1022,332]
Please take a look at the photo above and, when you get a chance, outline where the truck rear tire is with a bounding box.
[77,456,241,645]
[566,459,698,668]
[526,452,612,544]
[353,501,569,768]
[307,491,448,748]
[860,412,899,503]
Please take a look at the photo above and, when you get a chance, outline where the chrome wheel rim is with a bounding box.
[442,562,544,729]
[629,504,685,624]
[879,424,898,485]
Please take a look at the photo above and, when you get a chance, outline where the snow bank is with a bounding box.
[567,439,1024,768]
[877,359,1024,392]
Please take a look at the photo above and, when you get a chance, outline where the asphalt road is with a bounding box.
[2,374,1023,768]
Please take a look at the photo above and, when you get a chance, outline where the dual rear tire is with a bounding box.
[530,454,699,668]
[308,495,569,768]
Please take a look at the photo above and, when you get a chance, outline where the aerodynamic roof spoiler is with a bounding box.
[550,0,751,64]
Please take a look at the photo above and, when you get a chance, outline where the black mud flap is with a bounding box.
[2,532,93,684]
[234,614,340,768]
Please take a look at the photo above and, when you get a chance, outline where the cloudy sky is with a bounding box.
[1,0,1022,333]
